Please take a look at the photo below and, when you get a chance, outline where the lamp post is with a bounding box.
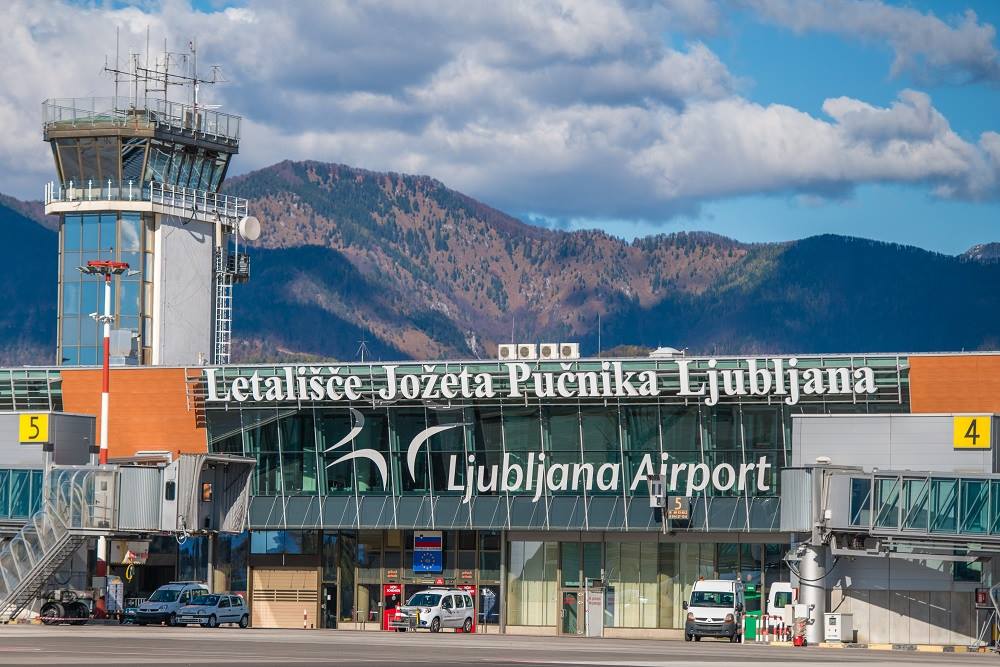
[80,260,128,465]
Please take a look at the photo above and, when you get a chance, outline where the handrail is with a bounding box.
[42,97,240,143]
[44,180,247,222]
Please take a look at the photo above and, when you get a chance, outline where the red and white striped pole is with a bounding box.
[99,271,111,465]
[82,260,128,581]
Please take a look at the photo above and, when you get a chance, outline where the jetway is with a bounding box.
[0,455,253,623]
[782,466,1000,556]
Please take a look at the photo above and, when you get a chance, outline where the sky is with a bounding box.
[2,0,999,254]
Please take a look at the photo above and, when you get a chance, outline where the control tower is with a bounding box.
[41,42,259,367]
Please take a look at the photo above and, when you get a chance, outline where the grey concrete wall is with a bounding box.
[824,555,987,644]
[153,214,214,366]
[792,414,993,473]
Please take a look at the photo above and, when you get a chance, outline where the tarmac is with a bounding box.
[0,625,995,666]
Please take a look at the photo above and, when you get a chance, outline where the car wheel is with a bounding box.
[239,615,249,629]
[430,617,441,633]
[136,622,147,626]
[40,602,63,625]
[207,614,218,628]
[462,617,473,633]
[694,635,701,642]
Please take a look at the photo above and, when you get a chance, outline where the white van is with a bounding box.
[683,579,744,642]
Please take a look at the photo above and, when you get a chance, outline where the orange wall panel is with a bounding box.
[60,367,207,458]
[910,355,1000,414]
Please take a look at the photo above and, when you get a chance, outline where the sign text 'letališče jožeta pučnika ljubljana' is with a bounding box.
[203,358,878,499]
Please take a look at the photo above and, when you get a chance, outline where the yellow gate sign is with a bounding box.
[954,415,992,450]
[18,413,50,444]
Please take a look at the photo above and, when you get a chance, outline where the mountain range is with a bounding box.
[2,159,999,365]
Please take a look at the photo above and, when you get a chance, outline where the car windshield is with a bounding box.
[148,588,181,603]
[407,593,442,607]
[191,595,220,606]
[690,591,734,607]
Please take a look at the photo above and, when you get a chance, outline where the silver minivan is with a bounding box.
[135,581,209,626]
[391,588,474,633]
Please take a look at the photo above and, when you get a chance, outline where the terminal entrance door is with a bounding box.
[321,584,337,629]
[560,590,582,635]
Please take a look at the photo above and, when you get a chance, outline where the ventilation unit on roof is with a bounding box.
[559,342,580,359]
[498,344,517,361]
[539,343,559,360]
[517,343,537,360]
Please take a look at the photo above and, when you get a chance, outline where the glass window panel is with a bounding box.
[545,405,579,453]
[354,410,390,494]
[79,346,100,366]
[96,137,118,182]
[339,532,357,622]
[62,282,81,317]
[281,410,319,492]
[61,316,80,345]
[874,478,900,529]
[395,409,429,493]
[930,479,958,533]
[706,405,739,451]
[428,409,467,493]
[0,470,8,518]
[561,542,580,587]
[902,478,929,531]
[120,214,141,251]
[99,214,116,251]
[955,559,983,583]
[581,406,618,456]
[10,470,30,517]
[507,541,558,626]
[81,215,100,250]
[121,138,146,184]
[961,480,989,534]
[322,532,338,581]
[503,407,541,452]
[318,409,355,494]
[63,215,82,251]
[61,347,79,365]
[120,281,140,317]
[58,140,81,183]
[662,406,699,458]
[850,479,871,526]
[79,139,98,182]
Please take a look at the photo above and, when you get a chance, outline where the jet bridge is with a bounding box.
[0,456,253,623]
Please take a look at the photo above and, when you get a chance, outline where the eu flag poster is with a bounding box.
[413,530,443,573]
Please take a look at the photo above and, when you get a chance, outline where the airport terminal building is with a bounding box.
[7,350,998,642]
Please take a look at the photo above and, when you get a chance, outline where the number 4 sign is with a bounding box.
[953,415,992,450]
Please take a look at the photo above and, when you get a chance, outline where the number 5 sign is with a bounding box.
[953,415,992,450]
[18,413,50,444]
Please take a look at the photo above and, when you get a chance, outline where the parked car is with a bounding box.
[135,581,209,626]
[390,588,474,633]
[176,593,249,628]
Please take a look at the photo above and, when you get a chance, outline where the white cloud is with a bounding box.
[0,0,998,221]
[745,0,1000,84]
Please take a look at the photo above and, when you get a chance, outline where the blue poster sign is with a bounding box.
[413,530,443,573]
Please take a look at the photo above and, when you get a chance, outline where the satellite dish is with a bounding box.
[237,215,261,241]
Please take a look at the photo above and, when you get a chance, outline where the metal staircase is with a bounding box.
[0,469,112,623]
